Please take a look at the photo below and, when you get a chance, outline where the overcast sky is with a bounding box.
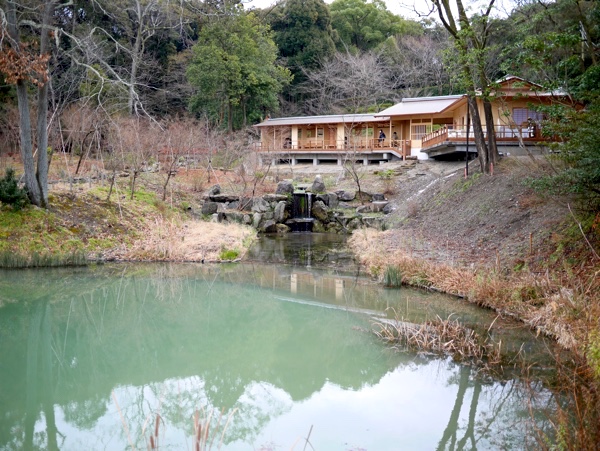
[243,0,421,18]
[243,0,515,21]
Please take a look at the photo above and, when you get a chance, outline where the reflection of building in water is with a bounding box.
[335,279,344,301]
[291,273,297,294]
[286,270,348,305]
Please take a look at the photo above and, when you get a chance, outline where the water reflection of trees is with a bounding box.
[435,363,556,450]
[0,264,558,449]
[0,265,400,448]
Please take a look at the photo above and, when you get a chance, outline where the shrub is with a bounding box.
[0,168,29,210]
[219,247,240,261]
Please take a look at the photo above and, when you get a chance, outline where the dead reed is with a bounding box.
[372,314,501,366]
[0,249,88,268]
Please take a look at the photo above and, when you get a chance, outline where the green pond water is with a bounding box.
[0,234,559,450]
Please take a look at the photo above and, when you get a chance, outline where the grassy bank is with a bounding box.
[0,184,256,266]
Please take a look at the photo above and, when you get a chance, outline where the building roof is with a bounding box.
[254,113,390,128]
[375,95,464,117]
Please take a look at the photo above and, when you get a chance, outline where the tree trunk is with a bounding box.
[228,100,234,133]
[128,1,144,115]
[483,98,499,165]
[6,1,43,206]
[467,96,489,173]
[35,0,55,208]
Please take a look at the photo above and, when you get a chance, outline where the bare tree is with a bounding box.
[302,50,396,114]
[160,118,207,201]
[385,32,454,97]
[430,0,499,174]
[108,116,164,199]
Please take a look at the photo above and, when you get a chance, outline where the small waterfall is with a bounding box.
[291,192,314,232]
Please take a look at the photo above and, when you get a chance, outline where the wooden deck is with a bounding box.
[421,125,553,158]
[254,141,411,165]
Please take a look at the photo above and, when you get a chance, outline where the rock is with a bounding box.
[356,191,373,202]
[371,201,389,212]
[224,211,245,223]
[311,175,326,193]
[206,184,221,197]
[326,222,341,233]
[276,180,294,195]
[274,201,287,223]
[201,202,218,215]
[362,216,385,229]
[262,220,277,233]
[263,194,289,202]
[311,200,329,222]
[373,193,385,201]
[336,190,355,201]
[383,203,394,214]
[251,197,269,213]
[275,223,291,234]
[316,193,338,208]
[346,218,362,231]
[252,212,262,229]
[356,205,372,214]
[209,194,239,202]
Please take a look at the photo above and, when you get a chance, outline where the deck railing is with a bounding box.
[253,138,411,158]
[421,124,547,149]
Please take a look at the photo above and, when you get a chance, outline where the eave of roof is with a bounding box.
[254,113,391,128]
[375,95,464,117]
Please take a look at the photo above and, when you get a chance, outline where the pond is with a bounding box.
[0,234,559,450]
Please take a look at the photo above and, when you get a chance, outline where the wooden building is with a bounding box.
[253,76,570,165]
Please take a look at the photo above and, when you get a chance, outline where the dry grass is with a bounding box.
[349,229,597,353]
[125,216,256,262]
[171,221,256,262]
[372,314,501,365]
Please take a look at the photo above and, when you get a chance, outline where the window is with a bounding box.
[411,124,432,140]
[513,108,543,125]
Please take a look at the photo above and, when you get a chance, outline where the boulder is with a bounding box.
[316,193,338,209]
[276,180,294,195]
[336,190,355,201]
[251,197,269,213]
[275,223,291,234]
[210,194,240,202]
[263,194,289,202]
[383,203,394,215]
[346,218,362,231]
[372,193,385,201]
[356,191,373,202]
[311,200,329,222]
[224,211,245,224]
[201,202,218,215]
[262,220,277,233]
[274,201,287,223]
[206,184,221,196]
[252,212,262,229]
[311,175,326,193]
[371,201,389,212]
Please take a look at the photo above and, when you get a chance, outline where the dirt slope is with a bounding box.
[381,157,569,268]
[285,156,569,270]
